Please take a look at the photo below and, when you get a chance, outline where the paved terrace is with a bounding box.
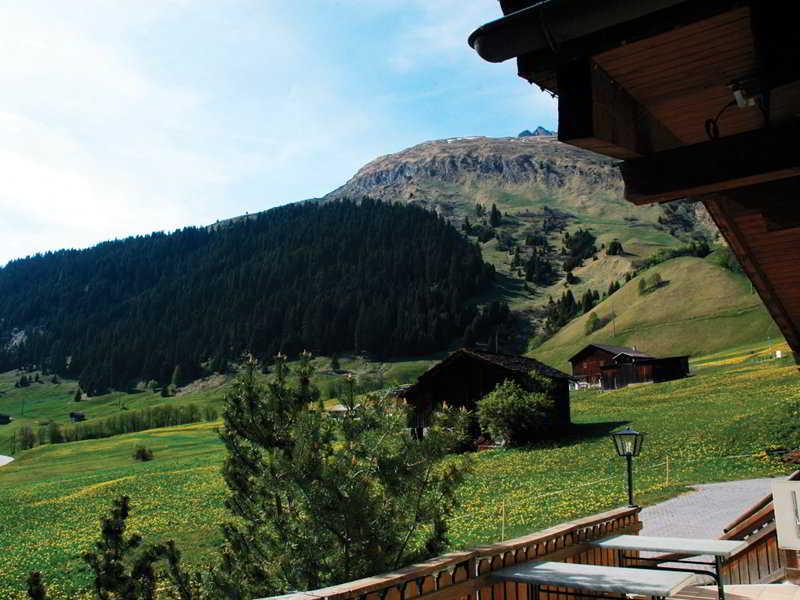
[641,477,786,539]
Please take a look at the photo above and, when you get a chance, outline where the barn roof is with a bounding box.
[404,348,571,395]
[464,348,572,379]
[599,355,689,370]
[568,344,654,363]
[467,1,800,365]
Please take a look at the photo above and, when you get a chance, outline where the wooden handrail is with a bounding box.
[721,470,800,534]
[722,503,775,541]
[256,506,642,600]
[722,494,773,534]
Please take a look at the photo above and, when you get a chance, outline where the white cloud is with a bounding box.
[0,0,555,266]
[0,2,229,264]
[385,1,502,72]
[0,1,382,265]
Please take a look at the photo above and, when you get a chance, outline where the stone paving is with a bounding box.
[640,477,786,539]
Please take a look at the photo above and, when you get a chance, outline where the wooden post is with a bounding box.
[501,501,506,542]
[666,456,670,487]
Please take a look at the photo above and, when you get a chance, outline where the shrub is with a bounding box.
[607,240,624,256]
[707,246,744,275]
[636,240,710,270]
[650,272,663,288]
[202,405,219,422]
[16,426,37,451]
[639,272,665,295]
[638,277,647,295]
[133,446,154,461]
[584,312,603,335]
[478,379,555,446]
[47,422,64,444]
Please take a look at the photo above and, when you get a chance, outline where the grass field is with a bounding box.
[1,345,797,598]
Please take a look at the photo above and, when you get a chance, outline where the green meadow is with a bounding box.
[1,345,796,598]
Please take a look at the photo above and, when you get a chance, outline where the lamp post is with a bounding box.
[610,428,644,506]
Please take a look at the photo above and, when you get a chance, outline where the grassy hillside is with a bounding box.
[532,255,780,371]
[0,345,796,598]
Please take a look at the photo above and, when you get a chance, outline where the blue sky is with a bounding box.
[0,1,557,265]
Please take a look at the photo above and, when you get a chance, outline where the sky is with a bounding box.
[0,1,557,266]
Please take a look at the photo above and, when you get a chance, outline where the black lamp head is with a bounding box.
[611,427,644,457]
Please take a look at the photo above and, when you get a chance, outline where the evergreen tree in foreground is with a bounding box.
[216,354,470,597]
[80,496,198,600]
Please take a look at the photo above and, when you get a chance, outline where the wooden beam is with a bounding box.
[702,185,800,359]
[621,124,800,205]
[556,58,681,159]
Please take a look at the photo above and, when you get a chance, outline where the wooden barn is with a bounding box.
[0,413,11,425]
[569,344,690,390]
[468,0,800,368]
[401,348,571,439]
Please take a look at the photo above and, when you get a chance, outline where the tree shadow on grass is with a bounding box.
[537,420,630,450]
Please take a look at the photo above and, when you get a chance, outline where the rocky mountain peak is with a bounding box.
[325,136,620,204]
[518,126,555,137]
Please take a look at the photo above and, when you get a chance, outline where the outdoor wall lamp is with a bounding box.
[610,427,644,507]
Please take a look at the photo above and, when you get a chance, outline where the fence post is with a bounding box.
[501,500,506,542]
[666,455,670,486]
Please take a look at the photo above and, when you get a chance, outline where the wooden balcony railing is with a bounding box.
[260,506,642,600]
[716,471,800,585]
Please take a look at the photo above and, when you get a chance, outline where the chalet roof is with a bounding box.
[466,348,572,379]
[468,0,687,66]
[405,348,571,393]
[568,344,654,363]
[599,355,690,369]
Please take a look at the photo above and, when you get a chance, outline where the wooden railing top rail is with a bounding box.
[721,470,800,535]
[721,502,775,541]
[260,505,641,600]
[470,505,641,557]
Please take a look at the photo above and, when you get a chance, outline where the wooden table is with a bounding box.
[490,560,712,600]
[591,535,747,600]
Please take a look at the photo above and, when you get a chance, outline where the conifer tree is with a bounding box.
[217,355,469,597]
[489,203,502,227]
[170,365,183,389]
[80,496,198,600]
[26,572,50,600]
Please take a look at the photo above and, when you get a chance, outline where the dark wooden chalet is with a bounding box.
[401,348,571,439]
[569,344,653,386]
[0,413,11,425]
[69,411,86,423]
[468,0,800,368]
[569,344,689,389]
